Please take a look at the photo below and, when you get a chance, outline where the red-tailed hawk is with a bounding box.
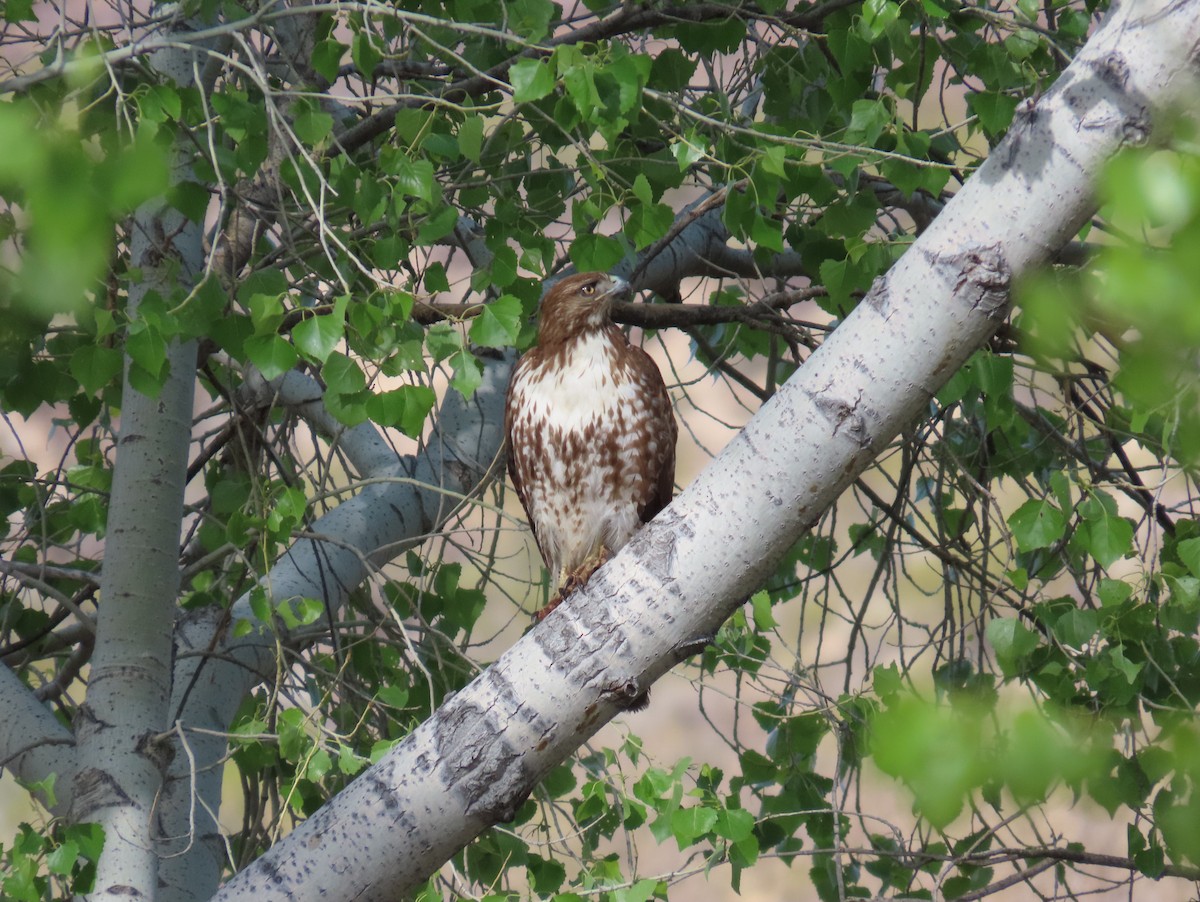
[505,272,677,617]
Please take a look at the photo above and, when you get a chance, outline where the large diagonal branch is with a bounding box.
[212,2,1200,898]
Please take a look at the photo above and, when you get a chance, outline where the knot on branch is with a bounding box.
[955,245,1011,320]
[813,392,872,450]
[1092,52,1130,91]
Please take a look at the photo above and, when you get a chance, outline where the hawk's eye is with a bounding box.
[581,283,596,296]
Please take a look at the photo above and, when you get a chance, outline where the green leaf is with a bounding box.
[671,133,707,170]
[650,48,697,92]
[70,345,123,395]
[626,198,674,249]
[527,855,566,895]
[986,617,1040,676]
[510,58,556,103]
[294,597,325,626]
[845,99,891,146]
[306,747,333,781]
[248,587,271,623]
[562,58,599,120]
[1008,499,1066,551]
[819,257,873,315]
[457,116,484,162]
[1108,645,1143,685]
[171,180,210,223]
[293,106,334,146]
[468,295,523,348]
[670,806,718,849]
[425,322,463,362]
[449,347,483,399]
[507,0,555,40]
[351,32,382,77]
[277,707,308,761]
[750,590,776,630]
[871,697,980,828]
[46,840,79,876]
[1175,537,1200,576]
[66,823,104,862]
[1077,507,1133,569]
[323,352,366,395]
[569,233,625,272]
[713,806,755,842]
[125,323,169,390]
[968,91,1019,135]
[613,879,662,902]
[245,334,299,380]
[416,204,460,245]
[1053,608,1098,648]
[3,0,36,22]
[366,385,436,438]
[311,39,346,83]
[337,743,366,776]
[860,0,901,41]
[1099,578,1134,607]
[293,306,345,363]
[394,157,435,201]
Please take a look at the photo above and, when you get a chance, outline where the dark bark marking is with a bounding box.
[365,771,399,812]
[813,392,871,449]
[953,245,1011,319]
[259,856,284,886]
[72,766,132,814]
[136,729,175,771]
[435,674,537,824]
[862,274,890,314]
[638,506,688,583]
[1092,51,1129,91]
[602,679,649,712]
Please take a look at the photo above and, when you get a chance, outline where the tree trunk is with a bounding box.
[212,1,1200,899]
[71,68,205,902]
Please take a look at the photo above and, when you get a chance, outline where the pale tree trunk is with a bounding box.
[69,44,206,902]
[211,2,1200,899]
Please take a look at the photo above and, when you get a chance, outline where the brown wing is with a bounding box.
[625,341,677,525]
[503,350,553,569]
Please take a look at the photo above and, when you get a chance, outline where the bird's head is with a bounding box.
[535,272,630,347]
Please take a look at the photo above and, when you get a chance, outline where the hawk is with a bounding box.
[505,272,677,617]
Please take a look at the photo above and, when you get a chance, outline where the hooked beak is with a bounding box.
[605,276,632,301]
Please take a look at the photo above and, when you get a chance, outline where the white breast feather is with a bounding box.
[511,331,653,579]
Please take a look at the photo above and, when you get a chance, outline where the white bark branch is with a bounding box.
[211,2,1200,898]
[0,662,75,806]
[240,368,401,477]
[70,30,208,902]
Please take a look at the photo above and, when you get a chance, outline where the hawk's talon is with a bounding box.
[533,591,565,621]
[602,680,650,712]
